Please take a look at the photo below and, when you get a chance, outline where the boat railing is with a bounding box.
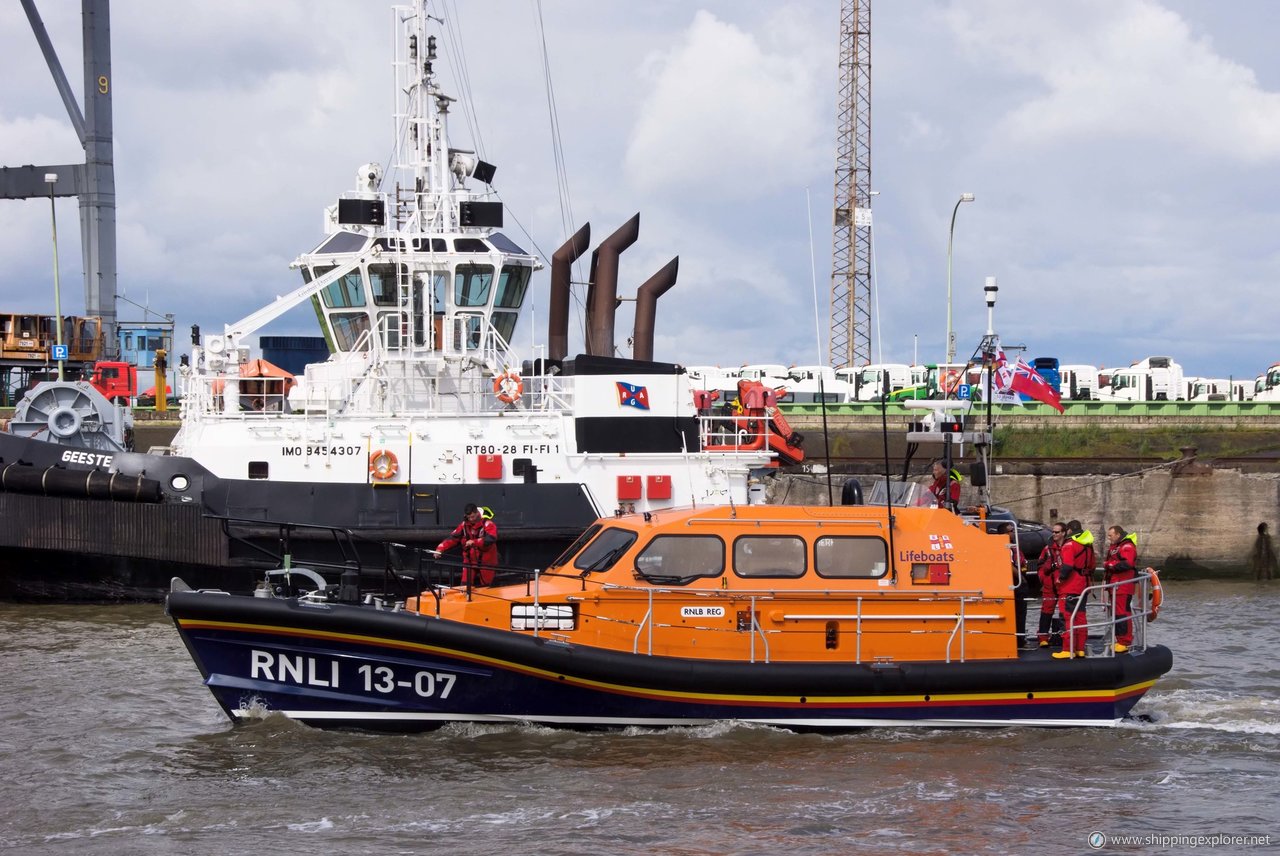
[1062,571,1160,657]
[557,582,999,664]
[696,412,786,455]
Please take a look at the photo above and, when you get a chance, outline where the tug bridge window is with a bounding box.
[319,268,366,309]
[634,535,724,584]
[454,265,494,307]
[368,263,401,307]
[330,312,371,351]
[814,536,889,579]
[733,535,806,578]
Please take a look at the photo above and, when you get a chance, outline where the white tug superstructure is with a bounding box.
[135,2,789,570]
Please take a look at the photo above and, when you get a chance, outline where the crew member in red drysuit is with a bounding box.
[433,503,499,586]
[1104,525,1139,652]
[1052,520,1095,659]
[1037,523,1066,648]
[926,459,962,512]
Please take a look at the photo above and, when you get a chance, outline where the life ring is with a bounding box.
[1146,567,1163,621]
[493,371,523,404]
[369,448,399,480]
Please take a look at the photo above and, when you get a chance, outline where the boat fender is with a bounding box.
[1146,567,1163,621]
[493,371,523,404]
[369,448,399,480]
[840,478,864,506]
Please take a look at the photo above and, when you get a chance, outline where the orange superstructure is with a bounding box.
[411,503,1020,665]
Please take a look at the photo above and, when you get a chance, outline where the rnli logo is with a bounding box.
[928,534,953,550]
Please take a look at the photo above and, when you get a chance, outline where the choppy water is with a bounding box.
[1,581,1278,855]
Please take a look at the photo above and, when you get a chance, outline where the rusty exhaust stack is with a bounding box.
[548,223,591,363]
[586,213,640,356]
[631,257,679,362]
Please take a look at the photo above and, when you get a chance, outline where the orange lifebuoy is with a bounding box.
[493,371,523,404]
[1146,567,1163,621]
[369,448,399,480]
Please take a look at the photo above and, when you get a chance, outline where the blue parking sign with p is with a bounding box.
[958,383,972,400]
[52,344,68,361]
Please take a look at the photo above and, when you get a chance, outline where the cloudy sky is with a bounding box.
[2,0,1278,380]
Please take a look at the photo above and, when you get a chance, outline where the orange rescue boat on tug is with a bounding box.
[167,500,1172,731]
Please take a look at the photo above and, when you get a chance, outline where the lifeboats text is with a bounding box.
[897,550,956,563]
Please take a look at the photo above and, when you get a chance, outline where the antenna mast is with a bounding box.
[829,0,872,368]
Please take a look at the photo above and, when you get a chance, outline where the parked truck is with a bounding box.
[1059,364,1100,401]
[838,363,912,401]
[87,361,138,404]
[1097,356,1184,401]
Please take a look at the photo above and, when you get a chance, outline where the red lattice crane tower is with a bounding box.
[829,0,872,368]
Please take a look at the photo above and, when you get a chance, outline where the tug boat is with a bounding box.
[167,501,1171,730]
[0,2,799,601]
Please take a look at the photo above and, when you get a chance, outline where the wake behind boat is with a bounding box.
[0,1,802,601]
[167,501,1171,730]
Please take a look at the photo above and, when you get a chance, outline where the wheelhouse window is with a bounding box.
[494,265,531,309]
[491,311,518,343]
[572,527,638,574]
[330,312,371,351]
[454,265,494,307]
[733,535,806,578]
[368,263,401,307]
[634,535,724,584]
[814,536,889,579]
[319,268,367,308]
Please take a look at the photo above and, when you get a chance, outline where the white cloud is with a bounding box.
[624,10,825,198]
[948,0,1280,161]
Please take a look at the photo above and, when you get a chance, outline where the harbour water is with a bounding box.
[1,580,1277,855]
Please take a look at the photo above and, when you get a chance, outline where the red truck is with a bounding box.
[88,361,138,404]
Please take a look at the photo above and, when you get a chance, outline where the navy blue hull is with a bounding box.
[168,590,1172,730]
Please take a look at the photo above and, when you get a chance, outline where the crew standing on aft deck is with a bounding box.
[433,503,499,586]
[1052,520,1095,659]
[1104,526,1139,652]
[1037,523,1066,648]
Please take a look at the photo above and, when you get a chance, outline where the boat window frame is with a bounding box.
[813,535,890,579]
[329,312,371,351]
[551,523,602,570]
[571,526,638,575]
[732,534,807,579]
[494,264,531,309]
[633,534,725,585]
[367,263,402,307]
[454,263,495,308]
[319,268,367,309]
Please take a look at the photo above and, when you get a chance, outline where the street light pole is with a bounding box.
[45,173,64,381]
[945,192,975,366]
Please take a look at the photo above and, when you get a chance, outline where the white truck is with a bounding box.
[1184,377,1244,401]
[1097,356,1184,401]
[783,365,852,404]
[1254,364,1280,402]
[1059,365,1100,401]
[837,363,913,401]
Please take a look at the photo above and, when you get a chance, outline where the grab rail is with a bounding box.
[1062,571,1159,657]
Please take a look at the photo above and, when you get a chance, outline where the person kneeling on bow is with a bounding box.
[432,503,498,586]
